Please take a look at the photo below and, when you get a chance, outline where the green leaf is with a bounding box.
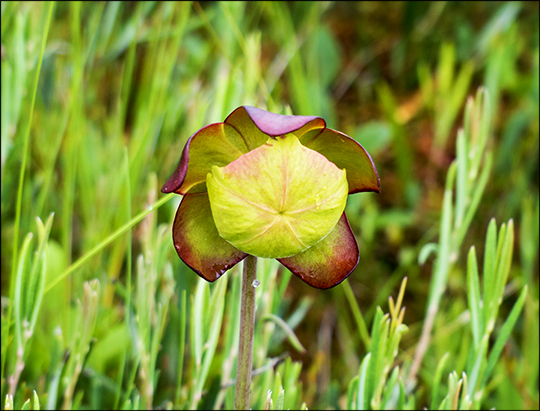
[278,213,358,289]
[27,213,54,333]
[493,220,514,313]
[366,308,386,407]
[455,128,468,231]
[482,285,528,387]
[14,232,34,348]
[342,279,370,349]
[275,389,285,410]
[418,242,439,265]
[431,352,450,410]
[272,372,283,410]
[172,193,247,282]
[371,315,390,408]
[427,160,456,311]
[357,353,372,410]
[192,281,206,369]
[264,390,273,410]
[438,395,450,410]
[207,134,348,258]
[5,394,13,411]
[467,247,483,348]
[347,375,359,409]
[459,395,472,410]
[175,289,187,405]
[455,152,493,249]
[31,391,40,410]
[482,218,497,324]
[381,366,400,409]
[195,276,228,407]
[398,379,406,410]
[476,2,522,55]
[261,314,306,353]
[467,337,488,396]
[303,128,380,194]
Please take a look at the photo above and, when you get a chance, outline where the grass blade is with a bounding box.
[261,314,306,353]
[347,375,359,409]
[466,247,482,349]
[342,280,371,350]
[431,352,450,410]
[482,219,497,326]
[357,353,371,410]
[482,285,528,387]
[4,0,54,388]
[44,193,174,294]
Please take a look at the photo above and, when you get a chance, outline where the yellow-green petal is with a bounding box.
[303,128,380,194]
[206,134,348,258]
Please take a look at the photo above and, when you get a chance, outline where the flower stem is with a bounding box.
[235,255,258,410]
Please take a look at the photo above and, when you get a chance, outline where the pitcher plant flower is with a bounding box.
[162,106,379,289]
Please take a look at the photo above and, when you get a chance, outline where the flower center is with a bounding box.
[206,134,348,258]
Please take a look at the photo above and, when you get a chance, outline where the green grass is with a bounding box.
[1,1,538,410]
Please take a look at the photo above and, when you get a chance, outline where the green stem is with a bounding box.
[235,255,258,410]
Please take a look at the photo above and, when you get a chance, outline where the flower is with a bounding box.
[162,106,379,289]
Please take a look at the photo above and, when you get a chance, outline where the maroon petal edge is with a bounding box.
[161,123,223,194]
[226,106,326,137]
[333,130,380,194]
[172,193,248,282]
[277,213,359,289]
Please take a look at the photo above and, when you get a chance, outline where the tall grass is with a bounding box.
[1,2,538,410]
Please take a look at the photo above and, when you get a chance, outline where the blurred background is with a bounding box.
[1,1,538,409]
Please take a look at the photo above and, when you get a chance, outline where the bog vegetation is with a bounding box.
[1,2,538,410]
